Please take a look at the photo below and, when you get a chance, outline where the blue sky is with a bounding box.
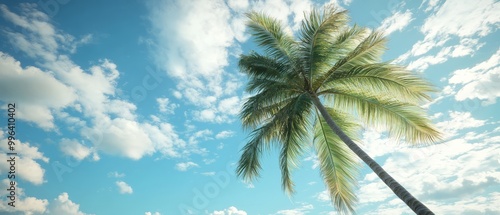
[0,0,499,214]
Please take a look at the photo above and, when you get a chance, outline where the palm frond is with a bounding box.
[240,86,302,129]
[314,107,360,214]
[246,12,297,65]
[298,6,349,84]
[236,123,278,182]
[277,93,314,194]
[320,63,437,104]
[239,52,293,84]
[315,29,386,91]
[323,89,441,144]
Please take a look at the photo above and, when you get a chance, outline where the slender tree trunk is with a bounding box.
[310,94,434,215]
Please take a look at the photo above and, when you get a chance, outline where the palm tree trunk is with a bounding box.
[310,94,434,215]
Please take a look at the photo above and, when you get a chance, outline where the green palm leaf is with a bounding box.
[314,29,386,91]
[320,63,436,104]
[246,12,297,64]
[325,89,440,144]
[314,108,360,214]
[298,6,349,85]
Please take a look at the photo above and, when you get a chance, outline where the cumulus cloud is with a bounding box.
[175,162,199,171]
[116,181,133,194]
[46,192,92,215]
[0,182,91,215]
[0,179,49,214]
[0,52,76,130]
[210,206,247,215]
[59,138,93,161]
[145,212,161,215]
[0,3,191,161]
[0,135,48,185]
[82,118,154,160]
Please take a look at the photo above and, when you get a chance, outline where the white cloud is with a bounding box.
[227,0,249,11]
[420,0,442,12]
[0,4,192,161]
[218,96,241,115]
[0,179,49,214]
[407,38,482,71]
[175,162,199,171]
[143,122,187,158]
[421,0,499,40]
[116,181,133,194]
[145,212,161,215]
[274,204,314,215]
[210,206,247,215]
[401,0,498,71]
[59,138,92,161]
[188,129,213,146]
[0,51,76,130]
[215,130,235,139]
[157,97,178,114]
[436,111,486,138]
[0,186,92,215]
[449,49,500,105]
[315,190,330,202]
[147,0,244,122]
[82,118,155,160]
[303,153,320,169]
[47,192,92,215]
[377,10,413,35]
[0,136,48,185]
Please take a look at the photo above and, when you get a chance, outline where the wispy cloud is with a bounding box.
[377,10,413,35]
[399,0,499,71]
[175,161,199,172]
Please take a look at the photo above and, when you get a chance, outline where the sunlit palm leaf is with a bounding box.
[314,30,386,91]
[320,63,436,104]
[314,108,360,214]
[246,12,297,64]
[325,89,441,144]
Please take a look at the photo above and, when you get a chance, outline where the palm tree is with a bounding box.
[236,6,441,215]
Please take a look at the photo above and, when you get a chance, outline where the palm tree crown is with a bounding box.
[236,6,441,214]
